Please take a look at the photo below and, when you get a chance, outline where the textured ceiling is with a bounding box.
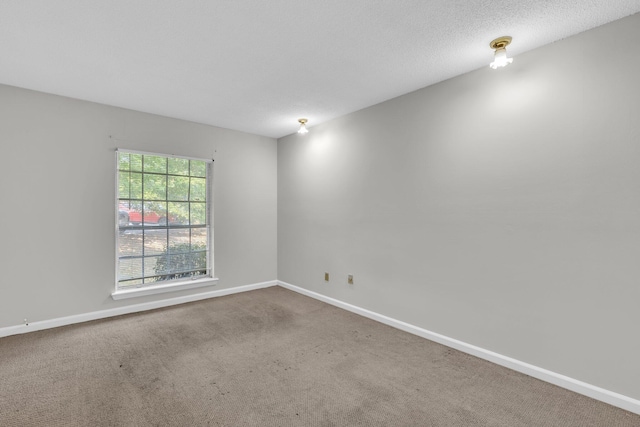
[1,1,639,138]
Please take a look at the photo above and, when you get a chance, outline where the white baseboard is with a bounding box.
[0,280,278,339]
[277,280,640,416]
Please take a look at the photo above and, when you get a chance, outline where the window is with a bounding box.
[116,150,213,292]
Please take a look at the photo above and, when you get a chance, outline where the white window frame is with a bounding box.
[112,149,217,300]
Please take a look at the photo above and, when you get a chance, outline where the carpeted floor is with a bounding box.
[0,286,638,426]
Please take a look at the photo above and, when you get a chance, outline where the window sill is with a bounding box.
[111,277,219,300]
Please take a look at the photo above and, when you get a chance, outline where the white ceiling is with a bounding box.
[1,1,639,139]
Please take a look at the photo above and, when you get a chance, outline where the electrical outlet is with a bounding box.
[324,272,329,282]
[348,275,353,285]
[24,318,29,326]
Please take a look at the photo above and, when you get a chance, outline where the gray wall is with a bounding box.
[0,85,278,328]
[278,14,640,400]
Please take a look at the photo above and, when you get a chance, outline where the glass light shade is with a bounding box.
[297,122,308,134]
[490,48,513,69]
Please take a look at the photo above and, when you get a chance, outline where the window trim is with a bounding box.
[113,148,215,299]
[111,277,219,300]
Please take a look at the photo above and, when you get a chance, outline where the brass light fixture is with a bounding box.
[297,118,309,134]
[489,36,513,69]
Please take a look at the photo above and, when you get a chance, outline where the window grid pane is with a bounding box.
[117,151,211,288]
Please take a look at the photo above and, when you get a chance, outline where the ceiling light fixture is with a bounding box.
[489,36,513,69]
[297,118,309,135]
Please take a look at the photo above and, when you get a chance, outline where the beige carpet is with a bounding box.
[0,286,637,426]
